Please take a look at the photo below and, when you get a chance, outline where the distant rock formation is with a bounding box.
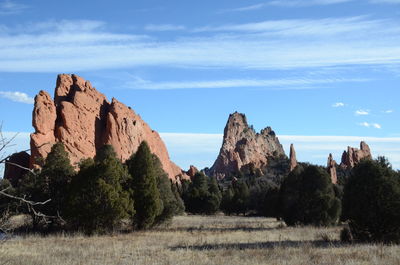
[340,141,372,170]
[186,165,199,179]
[30,74,188,181]
[289,144,297,171]
[3,151,30,187]
[208,112,285,179]
[327,153,337,184]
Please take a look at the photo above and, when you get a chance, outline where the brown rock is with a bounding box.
[340,141,372,169]
[4,151,30,187]
[30,74,188,181]
[186,165,199,179]
[209,112,285,179]
[327,153,337,184]
[289,143,297,171]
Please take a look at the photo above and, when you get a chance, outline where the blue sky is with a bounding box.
[0,0,400,172]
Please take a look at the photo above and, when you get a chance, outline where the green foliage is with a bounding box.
[342,157,400,243]
[220,186,234,215]
[126,141,162,229]
[231,181,250,215]
[66,145,132,234]
[152,155,184,225]
[183,173,221,214]
[279,164,341,226]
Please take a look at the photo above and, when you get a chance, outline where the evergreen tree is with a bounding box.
[231,181,250,215]
[67,145,132,234]
[279,164,341,226]
[126,141,162,229]
[342,157,400,243]
[220,186,234,215]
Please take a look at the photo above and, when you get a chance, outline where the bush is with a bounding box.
[67,145,132,234]
[340,226,353,243]
[126,141,162,229]
[342,157,400,243]
[279,164,341,226]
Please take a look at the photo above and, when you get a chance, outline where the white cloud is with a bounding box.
[359,122,381,129]
[355,110,369,116]
[266,0,352,7]
[144,24,186,31]
[125,77,368,90]
[0,0,28,15]
[369,0,400,4]
[0,18,400,72]
[332,102,345,107]
[0,91,34,104]
[384,110,394,113]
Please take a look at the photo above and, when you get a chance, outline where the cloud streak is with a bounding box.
[0,17,400,72]
[332,102,345,107]
[0,91,34,104]
[0,0,28,15]
[359,122,381,129]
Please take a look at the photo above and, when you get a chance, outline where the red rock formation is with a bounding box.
[4,151,30,187]
[340,141,372,169]
[289,143,297,171]
[327,153,337,184]
[209,112,285,179]
[186,165,199,179]
[30,74,188,181]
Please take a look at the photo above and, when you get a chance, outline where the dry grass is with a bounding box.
[0,215,399,265]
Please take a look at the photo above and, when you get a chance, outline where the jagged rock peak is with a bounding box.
[30,74,188,181]
[327,153,338,184]
[186,165,199,179]
[209,112,285,179]
[340,141,372,169]
[289,144,297,171]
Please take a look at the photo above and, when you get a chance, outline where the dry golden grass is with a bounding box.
[0,215,399,265]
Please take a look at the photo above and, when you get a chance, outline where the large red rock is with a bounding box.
[186,165,199,179]
[327,153,337,184]
[208,112,285,179]
[289,143,297,171]
[340,141,372,169]
[30,74,188,181]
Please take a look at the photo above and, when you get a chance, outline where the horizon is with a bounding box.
[1,0,399,172]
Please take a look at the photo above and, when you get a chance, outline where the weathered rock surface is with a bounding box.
[289,144,297,171]
[186,165,199,179]
[4,151,30,187]
[30,74,188,181]
[327,153,337,184]
[340,141,372,169]
[208,112,285,179]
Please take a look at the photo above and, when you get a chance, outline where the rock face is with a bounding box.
[186,165,199,179]
[30,74,187,181]
[327,153,337,184]
[209,112,285,179]
[340,141,372,169]
[4,151,30,187]
[289,144,297,171]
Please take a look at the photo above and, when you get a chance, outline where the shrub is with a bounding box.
[342,157,400,243]
[279,164,341,226]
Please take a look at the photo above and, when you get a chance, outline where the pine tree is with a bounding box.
[126,141,162,229]
[220,186,234,215]
[67,145,132,234]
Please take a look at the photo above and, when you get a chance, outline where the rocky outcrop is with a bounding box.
[289,144,297,171]
[340,141,372,169]
[4,151,30,187]
[327,153,337,184]
[30,74,188,181]
[186,165,199,179]
[208,112,285,179]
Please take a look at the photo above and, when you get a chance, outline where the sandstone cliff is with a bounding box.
[327,153,337,184]
[340,141,372,169]
[289,144,297,171]
[208,112,285,179]
[30,74,187,181]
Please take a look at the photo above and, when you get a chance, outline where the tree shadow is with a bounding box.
[160,226,278,233]
[170,240,343,251]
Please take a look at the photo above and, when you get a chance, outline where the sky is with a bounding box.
[0,0,400,174]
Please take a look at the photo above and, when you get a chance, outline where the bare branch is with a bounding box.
[0,187,51,206]
[3,161,36,175]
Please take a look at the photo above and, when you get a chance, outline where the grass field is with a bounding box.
[0,215,399,265]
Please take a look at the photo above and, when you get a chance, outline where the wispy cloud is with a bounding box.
[144,24,186,31]
[125,77,368,90]
[0,0,28,15]
[369,0,400,4]
[332,102,345,107]
[355,109,369,115]
[359,122,381,129]
[383,110,394,113]
[0,91,34,104]
[0,17,400,72]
